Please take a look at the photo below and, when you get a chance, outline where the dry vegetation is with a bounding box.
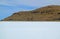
[2,5,60,21]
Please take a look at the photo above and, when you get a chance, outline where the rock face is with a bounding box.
[2,5,60,21]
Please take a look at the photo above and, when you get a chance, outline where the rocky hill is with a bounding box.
[2,5,60,21]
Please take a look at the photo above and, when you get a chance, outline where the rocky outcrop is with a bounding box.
[2,5,60,21]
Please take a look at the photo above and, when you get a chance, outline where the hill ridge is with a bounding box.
[2,5,60,21]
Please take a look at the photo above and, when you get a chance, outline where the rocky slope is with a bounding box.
[2,5,60,21]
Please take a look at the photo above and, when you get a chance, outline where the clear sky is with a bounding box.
[0,0,60,20]
[0,22,60,39]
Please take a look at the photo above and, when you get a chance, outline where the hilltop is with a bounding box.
[2,5,60,21]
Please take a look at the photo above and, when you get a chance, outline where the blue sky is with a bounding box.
[0,0,60,20]
[0,22,60,39]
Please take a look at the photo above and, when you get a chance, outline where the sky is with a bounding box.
[0,0,60,20]
[0,22,60,39]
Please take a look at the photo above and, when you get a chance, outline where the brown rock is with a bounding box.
[2,5,60,21]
